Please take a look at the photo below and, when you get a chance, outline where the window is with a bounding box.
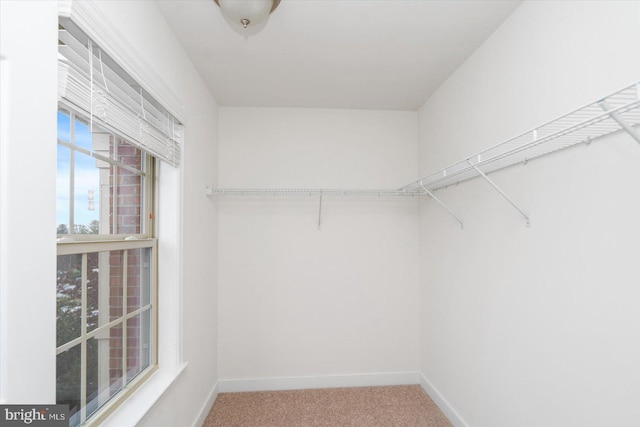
[56,109,157,426]
[56,17,181,426]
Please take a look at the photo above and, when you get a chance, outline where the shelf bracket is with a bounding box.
[317,191,323,230]
[468,160,531,227]
[419,184,464,229]
[599,100,640,144]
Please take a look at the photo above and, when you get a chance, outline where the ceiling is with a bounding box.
[156,0,522,111]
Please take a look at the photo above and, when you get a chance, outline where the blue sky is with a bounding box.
[57,111,101,230]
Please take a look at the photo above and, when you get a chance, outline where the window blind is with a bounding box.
[58,21,182,167]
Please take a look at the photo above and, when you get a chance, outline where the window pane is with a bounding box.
[113,140,144,235]
[74,116,93,152]
[86,252,100,332]
[127,248,151,313]
[85,334,122,420]
[86,250,124,333]
[57,343,81,427]
[126,310,151,383]
[109,323,125,392]
[57,254,83,347]
[73,151,100,234]
[57,145,71,235]
[58,110,71,142]
[86,337,99,418]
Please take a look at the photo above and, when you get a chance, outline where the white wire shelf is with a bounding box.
[212,188,422,197]
[211,188,422,230]
[211,82,639,229]
[402,81,640,193]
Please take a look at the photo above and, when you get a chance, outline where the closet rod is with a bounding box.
[212,188,422,197]
[212,188,422,231]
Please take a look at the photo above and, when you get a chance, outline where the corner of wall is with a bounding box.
[191,381,219,427]
[419,373,469,427]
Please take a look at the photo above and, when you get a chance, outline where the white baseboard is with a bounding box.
[218,371,420,393]
[419,373,469,427]
[191,381,219,427]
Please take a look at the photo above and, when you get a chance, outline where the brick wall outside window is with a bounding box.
[109,139,143,387]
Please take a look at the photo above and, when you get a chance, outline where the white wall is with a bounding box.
[0,1,219,425]
[418,1,640,426]
[218,108,421,387]
[0,0,58,404]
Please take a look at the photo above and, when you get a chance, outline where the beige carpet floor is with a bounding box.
[203,384,452,427]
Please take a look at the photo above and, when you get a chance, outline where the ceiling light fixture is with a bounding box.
[214,0,281,29]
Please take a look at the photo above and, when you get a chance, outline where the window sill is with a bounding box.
[98,362,189,427]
